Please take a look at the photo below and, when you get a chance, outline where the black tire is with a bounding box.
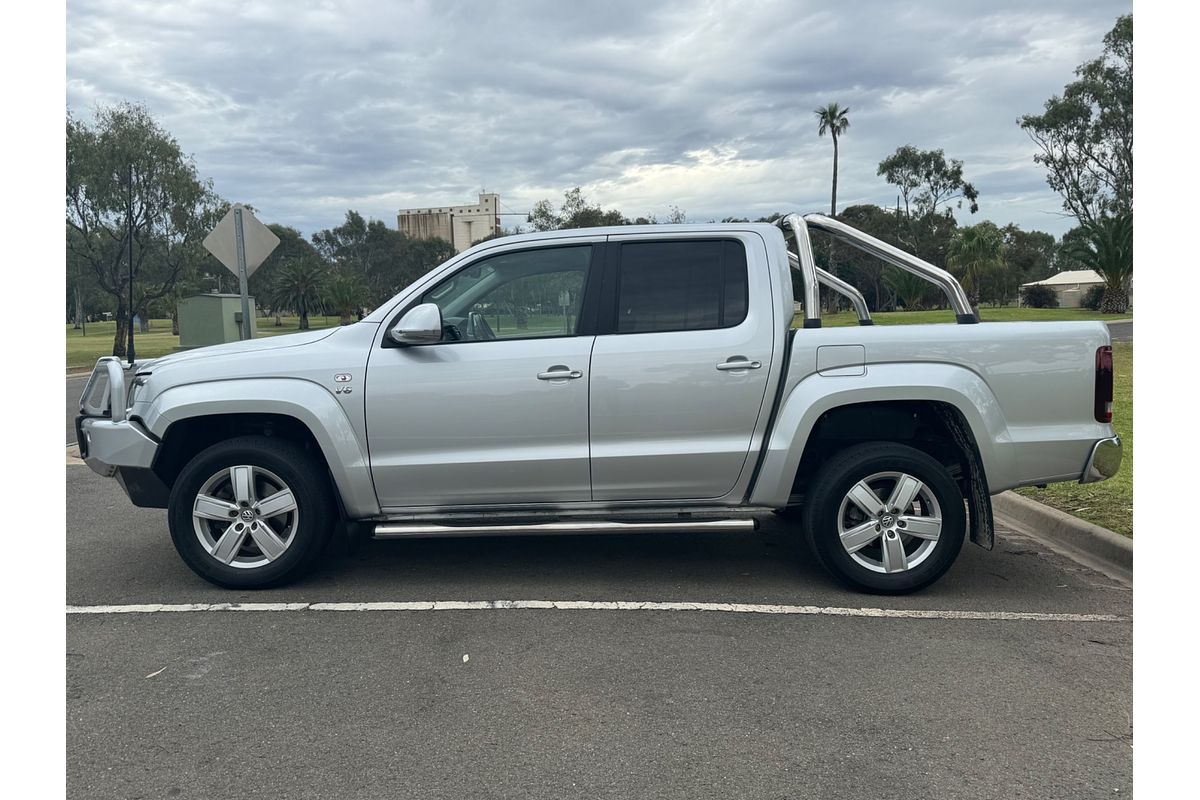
[801,442,966,594]
[168,435,336,589]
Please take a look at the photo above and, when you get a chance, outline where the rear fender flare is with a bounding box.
[748,363,1014,508]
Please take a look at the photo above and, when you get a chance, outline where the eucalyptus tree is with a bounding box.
[814,103,851,216]
[66,102,221,358]
[1019,15,1132,226]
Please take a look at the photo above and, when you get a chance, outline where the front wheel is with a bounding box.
[801,442,966,594]
[168,436,336,589]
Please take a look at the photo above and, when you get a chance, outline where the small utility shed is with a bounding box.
[1020,270,1104,308]
[178,293,258,349]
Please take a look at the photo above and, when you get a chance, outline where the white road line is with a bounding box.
[64,599,1126,622]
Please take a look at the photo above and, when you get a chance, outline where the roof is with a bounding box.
[1021,269,1104,287]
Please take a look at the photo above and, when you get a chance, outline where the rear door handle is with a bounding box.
[537,366,584,381]
[716,358,762,371]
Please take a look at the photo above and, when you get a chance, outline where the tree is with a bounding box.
[312,211,455,307]
[876,146,976,273]
[1001,224,1057,283]
[270,257,328,330]
[250,224,324,323]
[814,103,851,216]
[66,102,221,358]
[947,223,1006,309]
[878,145,979,222]
[1060,213,1132,313]
[527,188,628,230]
[834,204,911,310]
[324,274,367,325]
[1019,15,1132,226]
[884,267,936,311]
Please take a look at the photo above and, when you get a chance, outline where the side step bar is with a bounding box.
[373,518,758,539]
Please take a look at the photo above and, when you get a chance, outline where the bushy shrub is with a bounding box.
[1081,284,1104,310]
[1020,284,1059,308]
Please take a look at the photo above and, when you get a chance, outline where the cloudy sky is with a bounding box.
[66,0,1130,239]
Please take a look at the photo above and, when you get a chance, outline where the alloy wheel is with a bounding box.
[836,470,943,574]
[191,465,300,569]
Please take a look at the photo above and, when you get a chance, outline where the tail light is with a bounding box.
[1094,345,1113,423]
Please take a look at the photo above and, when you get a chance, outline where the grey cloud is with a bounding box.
[68,0,1130,237]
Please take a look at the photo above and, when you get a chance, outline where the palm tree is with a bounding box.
[814,103,851,216]
[947,224,1006,311]
[324,273,366,326]
[271,257,328,330]
[884,267,935,311]
[1061,214,1133,313]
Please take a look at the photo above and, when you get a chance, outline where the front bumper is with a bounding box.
[1080,436,1122,484]
[77,416,159,477]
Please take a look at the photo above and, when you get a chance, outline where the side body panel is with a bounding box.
[750,320,1116,508]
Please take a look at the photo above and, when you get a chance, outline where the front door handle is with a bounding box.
[537,366,584,381]
[716,358,763,371]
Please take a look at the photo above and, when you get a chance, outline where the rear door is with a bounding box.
[588,234,777,501]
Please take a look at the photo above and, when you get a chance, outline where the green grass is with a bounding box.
[808,307,1132,328]
[1016,341,1132,537]
[66,316,341,370]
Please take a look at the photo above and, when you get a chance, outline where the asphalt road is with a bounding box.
[66,463,1132,799]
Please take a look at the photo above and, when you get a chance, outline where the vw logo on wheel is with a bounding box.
[239,509,255,522]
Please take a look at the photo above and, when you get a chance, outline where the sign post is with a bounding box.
[203,204,280,341]
[233,207,252,340]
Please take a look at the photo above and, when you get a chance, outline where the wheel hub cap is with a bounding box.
[836,471,943,574]
[192,465,300,570]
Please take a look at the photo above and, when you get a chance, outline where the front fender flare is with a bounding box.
[139,378,380,518]
[748,362,1015,509]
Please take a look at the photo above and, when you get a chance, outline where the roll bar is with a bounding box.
[776,214,821,328]
[802,214,977,323]
[786,252,873,325]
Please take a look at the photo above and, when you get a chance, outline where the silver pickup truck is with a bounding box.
[77,214,1121,594]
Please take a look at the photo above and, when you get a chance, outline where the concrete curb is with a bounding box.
[992,491,1131,583]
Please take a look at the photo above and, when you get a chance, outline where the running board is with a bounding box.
[372,518,758,539]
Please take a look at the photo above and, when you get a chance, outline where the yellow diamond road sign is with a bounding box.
[203,204,280,278]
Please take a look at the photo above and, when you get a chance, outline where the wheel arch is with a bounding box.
[140,379,380,518]
[749,363,1013,512]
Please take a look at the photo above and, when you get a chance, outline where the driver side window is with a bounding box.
[419,245,592,341]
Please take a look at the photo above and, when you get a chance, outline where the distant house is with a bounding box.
[1020,270,1107,308]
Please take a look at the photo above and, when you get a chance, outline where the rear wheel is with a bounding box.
[168,436,336,589]
[801,442,966,594]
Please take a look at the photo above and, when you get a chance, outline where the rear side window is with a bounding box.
[614,239,748,334]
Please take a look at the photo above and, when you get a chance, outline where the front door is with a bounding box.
[366,243,599,509]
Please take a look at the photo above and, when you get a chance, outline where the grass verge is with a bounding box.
[66,316,340,370]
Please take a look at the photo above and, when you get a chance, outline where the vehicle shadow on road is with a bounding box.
[318,522,832,600]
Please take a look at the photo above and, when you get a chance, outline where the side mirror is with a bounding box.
[388,303,443,345]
